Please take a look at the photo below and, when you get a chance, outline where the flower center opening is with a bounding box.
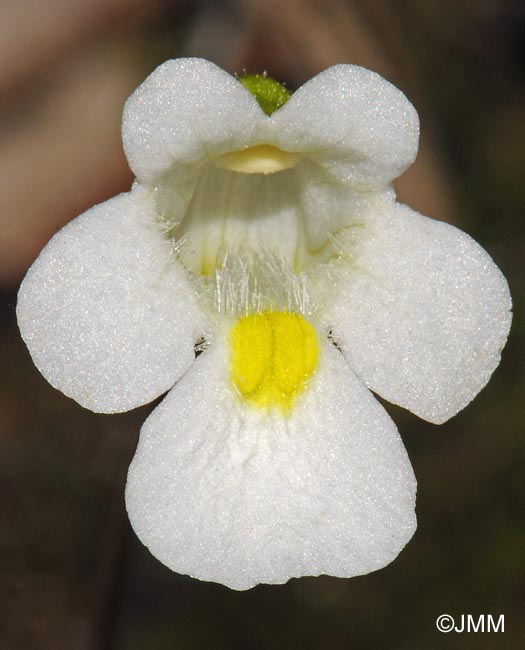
[154,73,349,277]
[215,144,298,175]
[229,311,319,412]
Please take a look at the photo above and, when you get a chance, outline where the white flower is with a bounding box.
[17,59,511,590]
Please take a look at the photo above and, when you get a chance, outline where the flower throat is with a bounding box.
[156,71,338,276]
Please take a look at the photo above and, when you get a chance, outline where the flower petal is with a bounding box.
[326,202,512,424]
[126,340,416,590]
[17,189,207,413]
[270,64,419,188]
[122,58,266,183]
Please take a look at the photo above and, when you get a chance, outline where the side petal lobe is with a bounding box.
[17,189,207,413]
[328,203,512,423]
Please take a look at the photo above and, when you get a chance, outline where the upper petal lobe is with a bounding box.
[270,64,419,188]
[122,58,266,182]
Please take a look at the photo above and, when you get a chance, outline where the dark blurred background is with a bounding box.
[1,1,523,648]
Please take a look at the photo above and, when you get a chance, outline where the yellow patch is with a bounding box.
[230,311,319,412]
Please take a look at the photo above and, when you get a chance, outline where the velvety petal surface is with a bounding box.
[122,58,266,183]
[270,64,419,188]
[126,339,416,590]
[327,202,512,424]
[17,189,207,413]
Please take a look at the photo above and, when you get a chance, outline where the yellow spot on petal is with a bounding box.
[230,311,319,412]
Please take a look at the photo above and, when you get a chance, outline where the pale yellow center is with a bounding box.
[229,311,319,412]
[215,144,298,174]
